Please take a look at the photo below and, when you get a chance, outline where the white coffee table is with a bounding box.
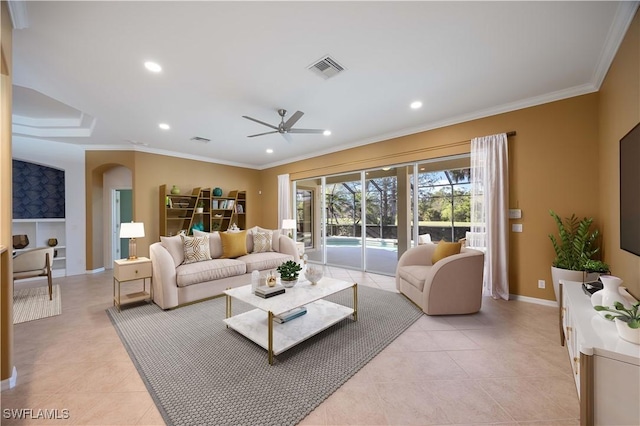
[223,277,357,364]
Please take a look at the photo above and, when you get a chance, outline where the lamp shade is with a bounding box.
[120,222,145,239]
[281,219,296,230]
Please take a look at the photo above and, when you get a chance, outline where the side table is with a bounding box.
[113,257,152,311]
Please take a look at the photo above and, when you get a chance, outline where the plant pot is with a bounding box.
[551,266,598,306]
[615,318,640,345]
[281,278,298,288]
[195,207,204,213]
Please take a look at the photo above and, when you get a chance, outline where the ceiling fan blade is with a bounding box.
[242,116,278,130]
[283,110,304,130]
[288,128,324,134]
[247,131,278,138]
[281,132,293,143]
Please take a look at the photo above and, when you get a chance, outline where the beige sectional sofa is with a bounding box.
[150,227,299,309]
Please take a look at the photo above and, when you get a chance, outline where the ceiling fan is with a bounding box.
[242,109,327,142]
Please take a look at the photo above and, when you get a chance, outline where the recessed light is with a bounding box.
[410,101,423,109]
[144,61,162,73]
[266,148,274,154]
[323,130,332,136]
[159,123,170,130]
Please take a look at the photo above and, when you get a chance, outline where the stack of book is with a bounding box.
[254,284,285,298]
[273,306,307,323]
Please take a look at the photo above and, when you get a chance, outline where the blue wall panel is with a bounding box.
[13,159,65,219]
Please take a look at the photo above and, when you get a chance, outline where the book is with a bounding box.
[255,288,285,298]
[255,284,284,295]
[273,306,307,323]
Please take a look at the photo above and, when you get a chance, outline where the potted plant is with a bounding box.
[277,260,302,288]
[594,301,640,345]
[549,210,609,304]
[196,200,205,213]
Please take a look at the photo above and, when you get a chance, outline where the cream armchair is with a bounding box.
[396,243,484,315]
[13,247,54,300]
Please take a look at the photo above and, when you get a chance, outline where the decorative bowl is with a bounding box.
[12,234,29,249]
[281,278,298,288]
[305,266,323,285]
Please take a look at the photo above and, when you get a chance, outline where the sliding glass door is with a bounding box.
[364,168,398,275]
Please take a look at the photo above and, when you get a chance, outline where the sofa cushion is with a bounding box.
[220,230,248,258]
[176,258,247,287]
[432,241,461,264]
[246,227,281,252]
[238,252,293,273]
[398,265,431,291]
[181,234,211,264]
[193,230,223,259]
[252,229,273,253]
[160,235,184,267]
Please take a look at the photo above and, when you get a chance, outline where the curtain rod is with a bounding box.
[506,131,516,137]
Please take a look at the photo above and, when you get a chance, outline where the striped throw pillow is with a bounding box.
[181,235,211,264]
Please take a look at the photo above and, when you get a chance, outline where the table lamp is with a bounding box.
[120,222,145,260]
[282,219,296,239]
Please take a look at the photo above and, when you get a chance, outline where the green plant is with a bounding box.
[549,210,608,272]
[197,200,205,208]
[594,301,640,329]
[277,260,302,281]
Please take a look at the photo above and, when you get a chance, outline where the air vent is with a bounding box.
[190,136,210,143]
[308,55,345,80]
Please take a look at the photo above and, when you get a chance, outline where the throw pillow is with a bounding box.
[431,240,461,264]
[193,230,223,259]
[252,230,273,253]
[181,234,211,264]
[220,230,248,258]
[160,235,185,267]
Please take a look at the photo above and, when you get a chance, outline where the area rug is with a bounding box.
[107,285,422,426]
[13,284,61,324]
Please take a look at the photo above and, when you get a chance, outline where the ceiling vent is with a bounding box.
[190,136,210,143]
[308,55,345,80]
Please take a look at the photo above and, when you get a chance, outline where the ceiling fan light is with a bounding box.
[323,130,331,136]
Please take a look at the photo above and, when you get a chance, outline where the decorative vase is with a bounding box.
[12,235,29,249]
[195,207,204,213]
[591,275,632,318]
[266,271,277,287]
[614,318,640,345]
[47,238,58,247]
[213,187,223,197]
[171,185,180,195]
[281,278,298,288]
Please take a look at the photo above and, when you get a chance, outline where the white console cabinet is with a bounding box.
[560,280,640,425]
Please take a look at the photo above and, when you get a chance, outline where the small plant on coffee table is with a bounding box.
[277,260,302,282]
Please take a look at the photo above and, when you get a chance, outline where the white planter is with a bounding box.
[615,318,640,345]
[195,207,204,213]
[551,266,598,306]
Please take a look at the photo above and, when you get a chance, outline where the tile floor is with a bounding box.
[2,267,579,425]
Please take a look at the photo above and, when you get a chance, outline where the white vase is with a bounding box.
[615,318,640,345]
[591,275,631,309]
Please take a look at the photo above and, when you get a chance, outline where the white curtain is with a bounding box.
[277,174,291,227]
[470,133,509,300]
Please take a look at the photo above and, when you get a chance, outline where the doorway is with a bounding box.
[112,189,133,262]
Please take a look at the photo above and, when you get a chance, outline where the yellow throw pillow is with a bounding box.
[220,230,248,258]
[431,240,461,264]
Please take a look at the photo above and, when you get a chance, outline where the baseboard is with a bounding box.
[86,267,105,274]
[509,294,558,307]
[1,366,17,391]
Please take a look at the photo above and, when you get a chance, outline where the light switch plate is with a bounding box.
[512,223,523,232]
[509,209,522,219]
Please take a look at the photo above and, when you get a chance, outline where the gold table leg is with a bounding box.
[268,311,274,365]
[352,283,358,321]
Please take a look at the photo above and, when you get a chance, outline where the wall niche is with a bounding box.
[13,159,65,219]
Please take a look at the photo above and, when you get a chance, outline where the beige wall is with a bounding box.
[1,1,13,382]
[262,94,602,301]
[85,151,261,270]
[598,10,640,298]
